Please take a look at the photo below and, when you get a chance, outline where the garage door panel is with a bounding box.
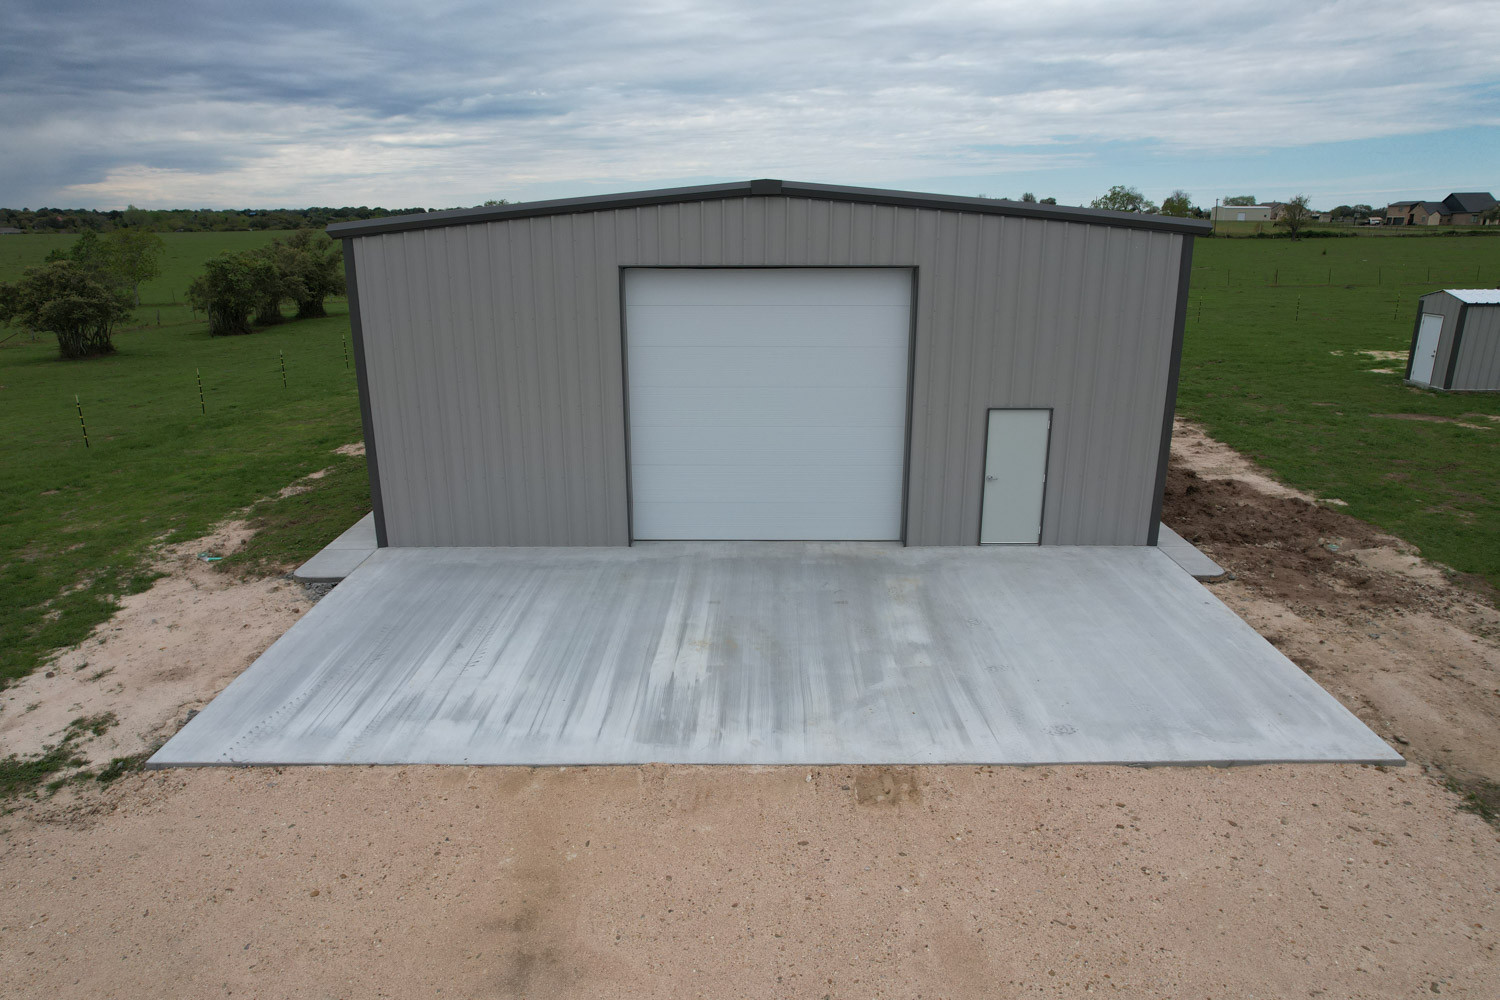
[629,346,910,388]
[631,464,905,502]
[632,502,904,541]
[629,426,906,467]
[626,268,911,307]
[630,387,908,428]
[626,305,910,348]
[626,268,910,541]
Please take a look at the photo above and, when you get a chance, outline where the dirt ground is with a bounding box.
[1,428,1498,998]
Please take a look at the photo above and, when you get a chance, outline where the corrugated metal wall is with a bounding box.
[350,197,1186,547]
[1449,306,1500,391]
[1419,293,1465,384]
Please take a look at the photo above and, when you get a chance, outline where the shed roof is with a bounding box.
[1440,289,1500,305]
[327,179,1211,240]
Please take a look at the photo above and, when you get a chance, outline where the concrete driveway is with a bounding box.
[151,543,1399,767]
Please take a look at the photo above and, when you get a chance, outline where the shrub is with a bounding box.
[188,251,276,336]
[0,260,132,359]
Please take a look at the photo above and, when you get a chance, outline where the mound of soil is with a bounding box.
[1161,462,1473,615]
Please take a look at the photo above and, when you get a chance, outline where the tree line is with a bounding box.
[0,204,433,235]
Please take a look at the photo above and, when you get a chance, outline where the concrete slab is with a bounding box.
[292,513,376,583]
[1157,524,1228,581]
[151,543,1400,768]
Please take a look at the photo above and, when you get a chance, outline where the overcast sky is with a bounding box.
[3,1,1497,211]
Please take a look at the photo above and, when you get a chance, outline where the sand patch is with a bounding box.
[334,441,365,457]
[0,521,308,767]
[1171,419,1319,501]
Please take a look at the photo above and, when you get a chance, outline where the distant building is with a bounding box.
[0,227,23,235]
[1210,204,1273,222]
[1442,192,1497,226]
[1384,192,1496,226]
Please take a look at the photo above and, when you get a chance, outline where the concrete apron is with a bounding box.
[151,543,1401,768]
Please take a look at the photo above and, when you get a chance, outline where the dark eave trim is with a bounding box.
[326,179,1213,240]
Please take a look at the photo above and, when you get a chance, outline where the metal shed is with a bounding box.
[328,180,1208,549]
[1406,289,1500,392]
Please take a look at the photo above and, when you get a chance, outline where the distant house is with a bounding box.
[1413,201,1449,226]
[1443,192,1497,226]
[1384,201,1418,225]
[1210,204,1274,222]
[0,227,23,235]
[1384,192,1496,226]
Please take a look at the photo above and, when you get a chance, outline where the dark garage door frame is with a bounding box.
[618,265,921,545]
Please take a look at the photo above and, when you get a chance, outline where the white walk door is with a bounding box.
[979,409,1051,544]
[1410,313,1444,385]
[625,268,911,540]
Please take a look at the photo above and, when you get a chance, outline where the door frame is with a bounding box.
[978,406,1054,545]
[618,265,919,544]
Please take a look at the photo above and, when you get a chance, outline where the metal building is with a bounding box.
[328,180,1207,549]
[1406,289,1500,392]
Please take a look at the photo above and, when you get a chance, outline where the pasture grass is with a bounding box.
[1182,233,1500,588]
[0,232,365,688]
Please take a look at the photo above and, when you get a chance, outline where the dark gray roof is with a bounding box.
[327,179,1211,239]
[1443,191,1496,214]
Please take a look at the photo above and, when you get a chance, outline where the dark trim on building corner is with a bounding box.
[342,239,388,548]
[1403,296,1428,380]
[899,267,920,547]
[617,267,636,545]
[1442,302,1471,390]
[1147,234,1195,547]
[326,179,1212,241]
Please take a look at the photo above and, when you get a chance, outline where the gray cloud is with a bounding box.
[1,1,1496,207]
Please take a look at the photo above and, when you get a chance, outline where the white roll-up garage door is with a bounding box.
[625,268,912,540]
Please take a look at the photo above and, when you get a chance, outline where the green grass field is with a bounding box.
[1181,234,1500,587]
[0,233,366,687]
[1,227,1498,692]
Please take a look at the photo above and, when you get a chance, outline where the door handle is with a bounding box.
[985,475,997,481]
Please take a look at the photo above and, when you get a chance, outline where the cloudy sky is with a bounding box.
[3,1,1497,211]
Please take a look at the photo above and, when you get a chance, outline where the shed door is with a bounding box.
[980,409,1051,544]
[1410,313,1443,385]
[625,268,911,540]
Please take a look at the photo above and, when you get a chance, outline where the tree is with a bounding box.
[0,260,132,359]
[1090,185,1158,214]
[1223,195,1257,206]
[106,229,165,306]
[273,229,346,318]
[1021,192,1037,203]
[1160,190,1195,217]
[1276,194,1312,240]
[188,252,270,336]
[1039,196,1057,205]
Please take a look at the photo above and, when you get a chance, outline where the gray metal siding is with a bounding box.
[1421,292,1465,384]
[350,196,1185,546]
[1449,305,1500,391]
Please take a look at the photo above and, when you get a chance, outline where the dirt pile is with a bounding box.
[1165,426,1500,820]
